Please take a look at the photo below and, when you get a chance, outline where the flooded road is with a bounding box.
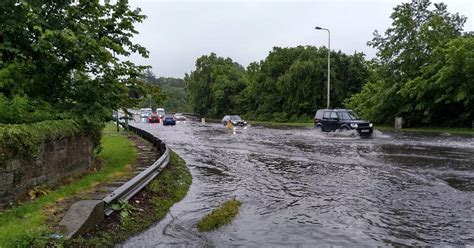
[123,121,473,247]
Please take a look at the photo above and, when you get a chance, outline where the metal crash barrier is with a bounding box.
[102,123,169,216]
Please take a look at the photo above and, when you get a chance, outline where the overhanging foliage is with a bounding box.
[0,0,149,124]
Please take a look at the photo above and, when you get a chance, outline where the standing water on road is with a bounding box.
[122,121,473,247]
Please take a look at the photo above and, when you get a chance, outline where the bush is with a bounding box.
[196,199,242,232]
[0,95,60,124]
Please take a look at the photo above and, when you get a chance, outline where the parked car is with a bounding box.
[147,113,161,123]
[163,115,176,126]
[314,109,373,136]
[174,113,187,121]
[156,108,166,119]
[222,115,247,126]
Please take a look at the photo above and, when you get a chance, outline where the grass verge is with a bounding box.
[0,123,136,247]
[67,150,192,246]
[202,118,313,127]
[247,120,473,136]
[248,120,313,127]
[197,199,242,232]
[376,125,474,136]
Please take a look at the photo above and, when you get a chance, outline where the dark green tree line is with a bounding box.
[186,47,369,121]
[140,69,189,112]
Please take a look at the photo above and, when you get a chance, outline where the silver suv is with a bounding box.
[222,115,247,126]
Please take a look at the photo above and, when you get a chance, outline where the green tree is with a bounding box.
[0,0,149,124]
[136,69,167,111]
[186,47,369,122]
[369,1,465,81]
[156,77,189,112]
[242,46,368,121]
[185,53,246,117]
[399,36,474,125]
[347,0,468,126]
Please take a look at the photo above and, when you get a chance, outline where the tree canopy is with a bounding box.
[0,0,148,124]
[185,53,246,117]
[346,0,471,126]
[186,47,369,121]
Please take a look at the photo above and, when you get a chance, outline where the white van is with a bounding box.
[156,108,166,119]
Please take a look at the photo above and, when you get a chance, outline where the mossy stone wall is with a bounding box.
[0,136,94,205]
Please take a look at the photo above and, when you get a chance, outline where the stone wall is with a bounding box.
[0,136,94,205]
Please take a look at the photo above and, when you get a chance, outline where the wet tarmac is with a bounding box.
[121,121,474,247]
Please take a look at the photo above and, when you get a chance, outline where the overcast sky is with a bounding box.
[127,0,473,78]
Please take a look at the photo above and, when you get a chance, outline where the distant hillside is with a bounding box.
[141,69,190,112]
[156,77,189,113]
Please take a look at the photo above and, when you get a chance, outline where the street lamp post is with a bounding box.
[315,26,330,109]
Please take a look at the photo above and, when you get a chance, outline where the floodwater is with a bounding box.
[122,121,474,247]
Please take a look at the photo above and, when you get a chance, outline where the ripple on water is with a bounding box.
[122,121,474,247]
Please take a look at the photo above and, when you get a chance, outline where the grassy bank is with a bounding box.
[248,120,313,127]
[0,123,136,247]
[202,117,313,127]
[68,150,192,246]
[247,120,473,136]
[197,199,242,232]
[376,125,474,136]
